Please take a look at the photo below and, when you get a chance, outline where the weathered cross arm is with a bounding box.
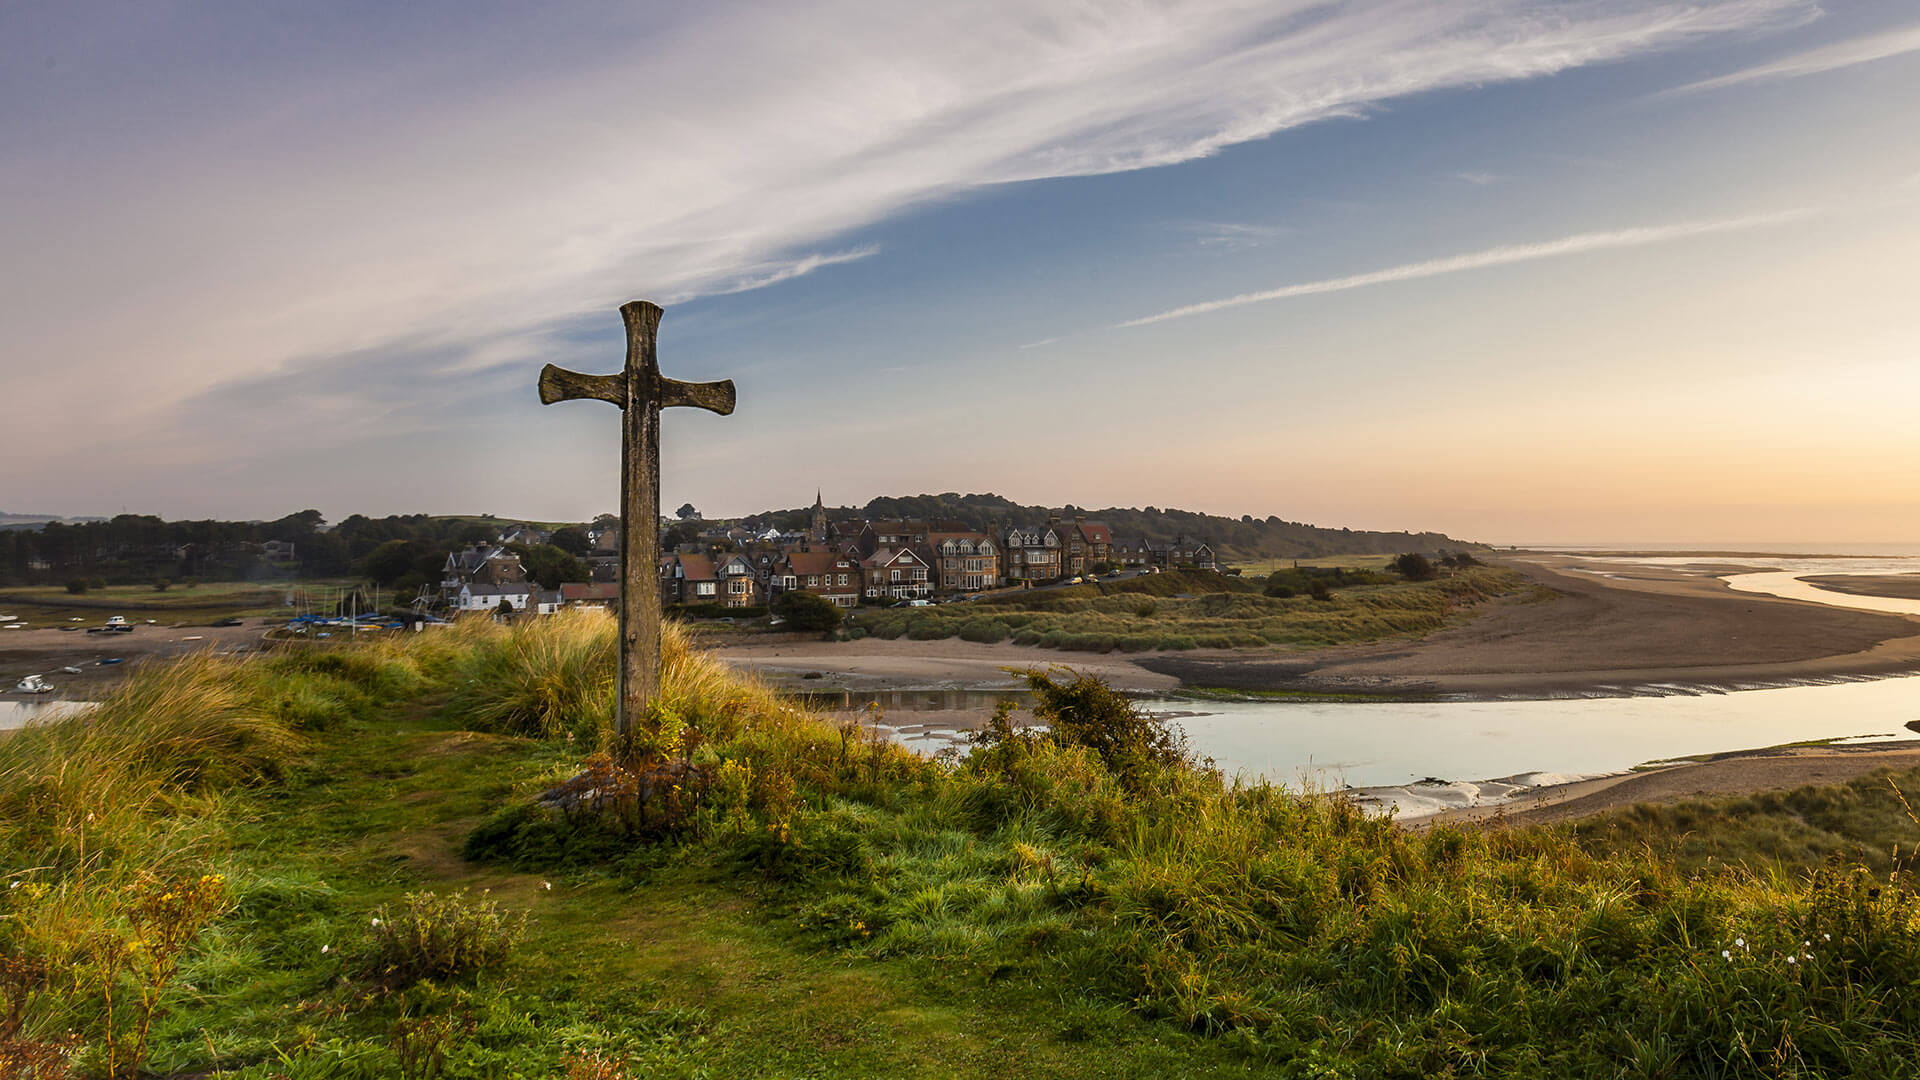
[658,377,736,415]
[537,366,623,406]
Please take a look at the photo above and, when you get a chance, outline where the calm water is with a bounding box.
[0,699,95,730]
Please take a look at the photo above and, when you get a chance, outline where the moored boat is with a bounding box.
[14,674,53,694]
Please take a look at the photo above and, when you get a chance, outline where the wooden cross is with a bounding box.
[539,300,735,735]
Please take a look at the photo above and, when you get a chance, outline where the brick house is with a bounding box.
[862,546,934,600]
[560,582,619,609]
[1112,536,1153,569]
[714,553,764,608]
[1003,524,1061,584]
[659,552,718,605]
[928,531,1001,591]
[773,549,862,608]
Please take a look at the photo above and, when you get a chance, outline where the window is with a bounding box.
[697,582,716,596]
[807,575,820,587]
[837,574,849,585]
[891,570,901,582]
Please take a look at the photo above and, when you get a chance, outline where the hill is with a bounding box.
[748,492,1485,559]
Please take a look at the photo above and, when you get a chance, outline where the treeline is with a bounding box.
[0,511,537,588]
[752,492,1486,559]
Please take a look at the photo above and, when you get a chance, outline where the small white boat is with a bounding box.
[61,666,82,675]
[14,675,53,694]
[0,614,16,621]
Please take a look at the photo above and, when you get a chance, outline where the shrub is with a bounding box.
[364,890,525,989]
[1012,669,1184,787]
[1392,553,1435,580]
[772,590,841,633]
[65,579,88,595]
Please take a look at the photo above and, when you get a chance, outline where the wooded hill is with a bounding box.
[750,492,1486,560]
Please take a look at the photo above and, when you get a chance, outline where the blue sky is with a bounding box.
[4,1,1918,543]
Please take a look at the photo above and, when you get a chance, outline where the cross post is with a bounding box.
[538,300,735,735]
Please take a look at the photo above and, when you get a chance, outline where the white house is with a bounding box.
[453,582,533,614]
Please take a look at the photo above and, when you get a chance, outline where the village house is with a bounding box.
[441,544,527,589]
[772,549,862,608]
[862,545,934,600]
[1150,536,1217,570]
[1003,524,1061,584]
[928,530,1001,591]
[658,552,718,605]
[1052,514,1113,577]
[560,582,618,609]
[1112,536,1153,569]
[451,582,533,614]
[714,553,764,608]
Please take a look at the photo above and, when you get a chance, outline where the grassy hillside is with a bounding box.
[854,566,1523,651]
[6,614,1920,1078]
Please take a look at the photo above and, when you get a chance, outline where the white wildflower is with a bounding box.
[321,944,330,954]
[1823,933,1832,941]
[542,881,552,891]
[1786,955,1795,964]
[1722,950,1731,960]
[371,918,381,927]
[1735,937,1745,948]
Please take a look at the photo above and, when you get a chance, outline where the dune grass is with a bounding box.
[7,613,1920,1077]
[857,566,1522,652]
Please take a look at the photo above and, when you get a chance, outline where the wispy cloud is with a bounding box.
[1117,209,1814,328]
[1454,171,1503,186]
[677,245,881,302]
[1658,22,1920,95]
[1179,222,1294,251]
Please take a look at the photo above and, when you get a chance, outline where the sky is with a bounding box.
[4,0,1918,545]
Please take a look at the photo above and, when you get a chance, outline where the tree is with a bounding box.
[66,579,89,595]
[675,503,700,520]
[152,578,171,591]
[773,590,842,633]
[515,544,588,590]
[549,526,592,556]
[661,522,699,551]
[359,539,420,588]
[497,596,514,616]
[1392,553,1436,581]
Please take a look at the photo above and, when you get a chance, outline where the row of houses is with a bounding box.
[433,495,1218,615]
[657,496,1218,610]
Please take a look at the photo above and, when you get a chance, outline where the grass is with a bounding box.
[1231,553,1401,574]
[855,566,1524,652]
[1574,768,1920,877]
[7,611,1920,1077]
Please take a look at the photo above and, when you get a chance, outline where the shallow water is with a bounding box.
[0,699,96,731]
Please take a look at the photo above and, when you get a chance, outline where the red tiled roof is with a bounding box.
[782,550,854,577]
[559,582,618,601]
